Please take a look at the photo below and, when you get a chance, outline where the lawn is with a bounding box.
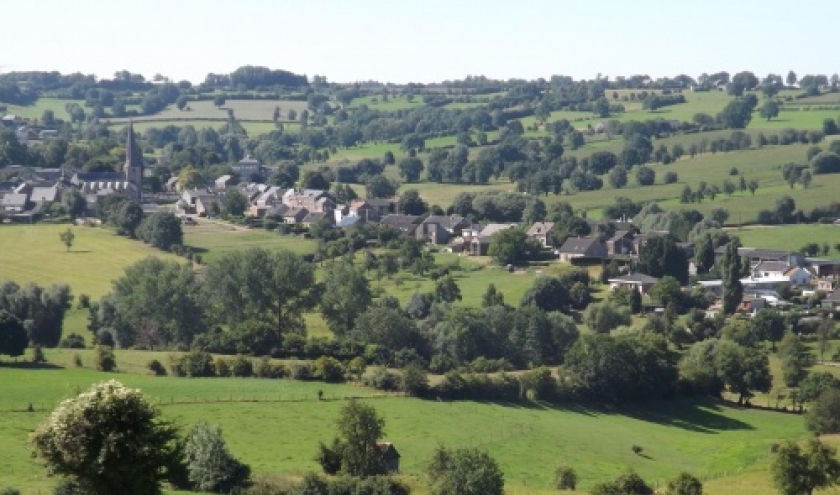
[1,97,83,121]
[732,224,840,253]
[0,360,811,495]
[182,220,317,264]
[0,223,180,299]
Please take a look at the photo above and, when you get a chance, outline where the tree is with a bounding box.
[321,262,372,337]
[61,189,87,220]
[366,174,399,199]
[520,277,570,313]
[721,241,743,315]
[816,317,833,362]
[555,466,578,491]
[779,331,811,387]
[718,100,753,129]
[352,306,423,352]
[0,281,72,348]
[748,179,759,195]
[334,399,386,477]
[30,380,180,495]
[806,388,840,434]
[636,235,689,285]
[760,100,780,121]
[427,446,504,495]
[301,170,331,190]
[221,190,247,216]
[488,228,536,266]
[752,309,786,350]
[800,372,840,403]
[635,165,655,186]
[650,276,682,307]
[695,233,716,275]
[213,95,226,108]
[591,470,653,495]
[772,439,840,495]
[112,200,143,237]
[665,472,703,495]
[584,301,632,333]
[811,151,840,174]
[398,157,424,183]
[203,248,316,337]
[137,212,183,251]
[434,275,462,304]
[0,311,27,358]
[59,228,75,252]
[787,71,798,86]
[397,189,427,215]
[176,96,188,111]
[609,166,628,189]
[183,422,249,493]
[178,167,204,190]
[482,284,505,308]
[103,257,205,348]
[801,169,812,188]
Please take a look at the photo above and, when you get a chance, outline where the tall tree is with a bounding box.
[772,439,840,495]
[203,248,316,337]
[0,311,27,358]
[336,400,386,477]
[320,261,372,337]
[722,241,743,315]
[636,235,689,285]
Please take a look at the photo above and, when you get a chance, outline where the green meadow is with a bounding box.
[732,224,840,253]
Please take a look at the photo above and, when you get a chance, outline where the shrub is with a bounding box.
[555,466,578,490]
[147,359,167,376]
[77,294,91,309]
[183,422,251,493]
[168,354,185,377]
[1,488,21,495]
[72,353,83,368]
[663,171,679,184]
[215,357,231,377]
[52,480,85,495]
[665,472,703,495]
[230,355,253,378]
[313,356,345,383]
[290,363,313,380]
[254,356,287,379]
[401,364,429,396]
[315,440,342,475]
[93,345,116,372]
[31,345,46,363]
[59,333,86,349]
[632,444,643,455]
[180,350,216,377]
[364,367,401,391]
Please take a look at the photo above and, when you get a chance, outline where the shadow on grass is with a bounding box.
[66,250,92,254]
[474,397,754,433]
[0,361,64,370]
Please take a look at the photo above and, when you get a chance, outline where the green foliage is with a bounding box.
[590,470,653,495]
[427,446,504,495]
[665,472,703,495]
[434,275,462,304]
[147,359,167,376]
[520,276,570,313]
[679,339,771,403]
[183,422,251,493]
[316,439,343,475]
[0,311,27,359]
[92,345,116,372]
[649,276,682,307]
[313,356,345,383]
[805,388,840,434]
[59,228,75,252]
[721,241,743,315]
[488,228,538,266]
[221,190,248,217]
[583,301,632,334]
[137,212,183,251]
[636,235,689,285]
[810,151,840,174]
[554,465,577,490]
[771,439,840,495]
[778,332,810,387]
[30,380,180,495]
[401,364,429,396]
[798,372,840,403]
[320,262,372,337]
[335,400,386,477]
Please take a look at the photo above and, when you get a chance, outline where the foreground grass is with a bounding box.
[0,223,180,298]
[0,359,809,495]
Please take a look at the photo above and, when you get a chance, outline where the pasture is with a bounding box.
[182,220,317,264]
[0,223,180,298]
[733,224,840,253]
[0,357,811,495]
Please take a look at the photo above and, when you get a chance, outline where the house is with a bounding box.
[215,175,235,191]
[367,198,395,217]
[1,193,29,212]
[380,214,424,236]
[752,261,790,280]
[606,230,634,256]
[165,177,180,192]
[466,223,519,256]
[232,155,262,179]
[527,222,556,248]
[302,211,331,227]
[785,266,814,286]
[417,215,469,245]
[38,129,58,140]
[282,207,309,225]
[29,186,59,204]
[608,273,660,295]
[282,189,335,213]
[377,442,400,474]
[822,290,840,310]
[557,237,607,262]
[336,214,364,229]
[816,279,835,292]
[715,246,806,268]
[631,231,668,256]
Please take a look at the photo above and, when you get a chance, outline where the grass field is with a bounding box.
[2,97,82,121]
[0,356,812,495]
[732,224,840,253]
[182,220,317,264]
[0,224,180,299]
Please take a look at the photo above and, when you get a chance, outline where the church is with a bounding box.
[71,121,143,201]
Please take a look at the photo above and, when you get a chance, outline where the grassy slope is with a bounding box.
[0,224,181,299]
[182,220,316,264]
[732,224,840,253]
[0,358,809,495]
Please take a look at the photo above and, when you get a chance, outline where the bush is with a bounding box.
[59,333,86,349]
[93,345,116,372]
[77,294,91,309]
[230,355,254,378]
[183,422,251,493]
[632,444,644,455]
[255,356,287,379]
[31,345,46,363]
[555,465,577,490]
[147,359,167,376]
[316,440,342,475]
[52,480,85,495]
[364,367,401,391]
[290,363,313,380]
[72,353,83,368]
[180,350,216,377]
[313,356,345,383]
[215,357,231,377]
[401,364,429,396]
[1,488,21,495]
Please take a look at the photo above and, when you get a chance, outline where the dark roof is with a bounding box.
[74,172,124,182]
[527,222,556,235]
[609,273,660,285]
[557,237,605,255]
[608,230,632,242]
[303,212,329,224]
[423,215,466,230]
[380,214,423,233]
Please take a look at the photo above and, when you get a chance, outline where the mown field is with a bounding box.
[733,224,840,253]
[0,224,180,298]
[182,220,317,264]
[0,354,812,495]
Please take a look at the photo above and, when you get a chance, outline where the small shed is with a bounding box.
[377,442,400,474]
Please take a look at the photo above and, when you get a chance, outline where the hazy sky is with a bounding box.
[3,0,837,84]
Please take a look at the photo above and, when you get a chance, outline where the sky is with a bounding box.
[3,0,838,84]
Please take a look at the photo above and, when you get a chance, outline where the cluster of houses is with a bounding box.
[1,114,59,142]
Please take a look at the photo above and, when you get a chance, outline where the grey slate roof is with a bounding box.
[609,273,660,284]
[557,237,606,257]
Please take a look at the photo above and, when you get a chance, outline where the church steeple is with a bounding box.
[124,120,143,200]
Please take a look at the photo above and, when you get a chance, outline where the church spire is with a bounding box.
[124,120,143,200]
[125,120,136,168]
